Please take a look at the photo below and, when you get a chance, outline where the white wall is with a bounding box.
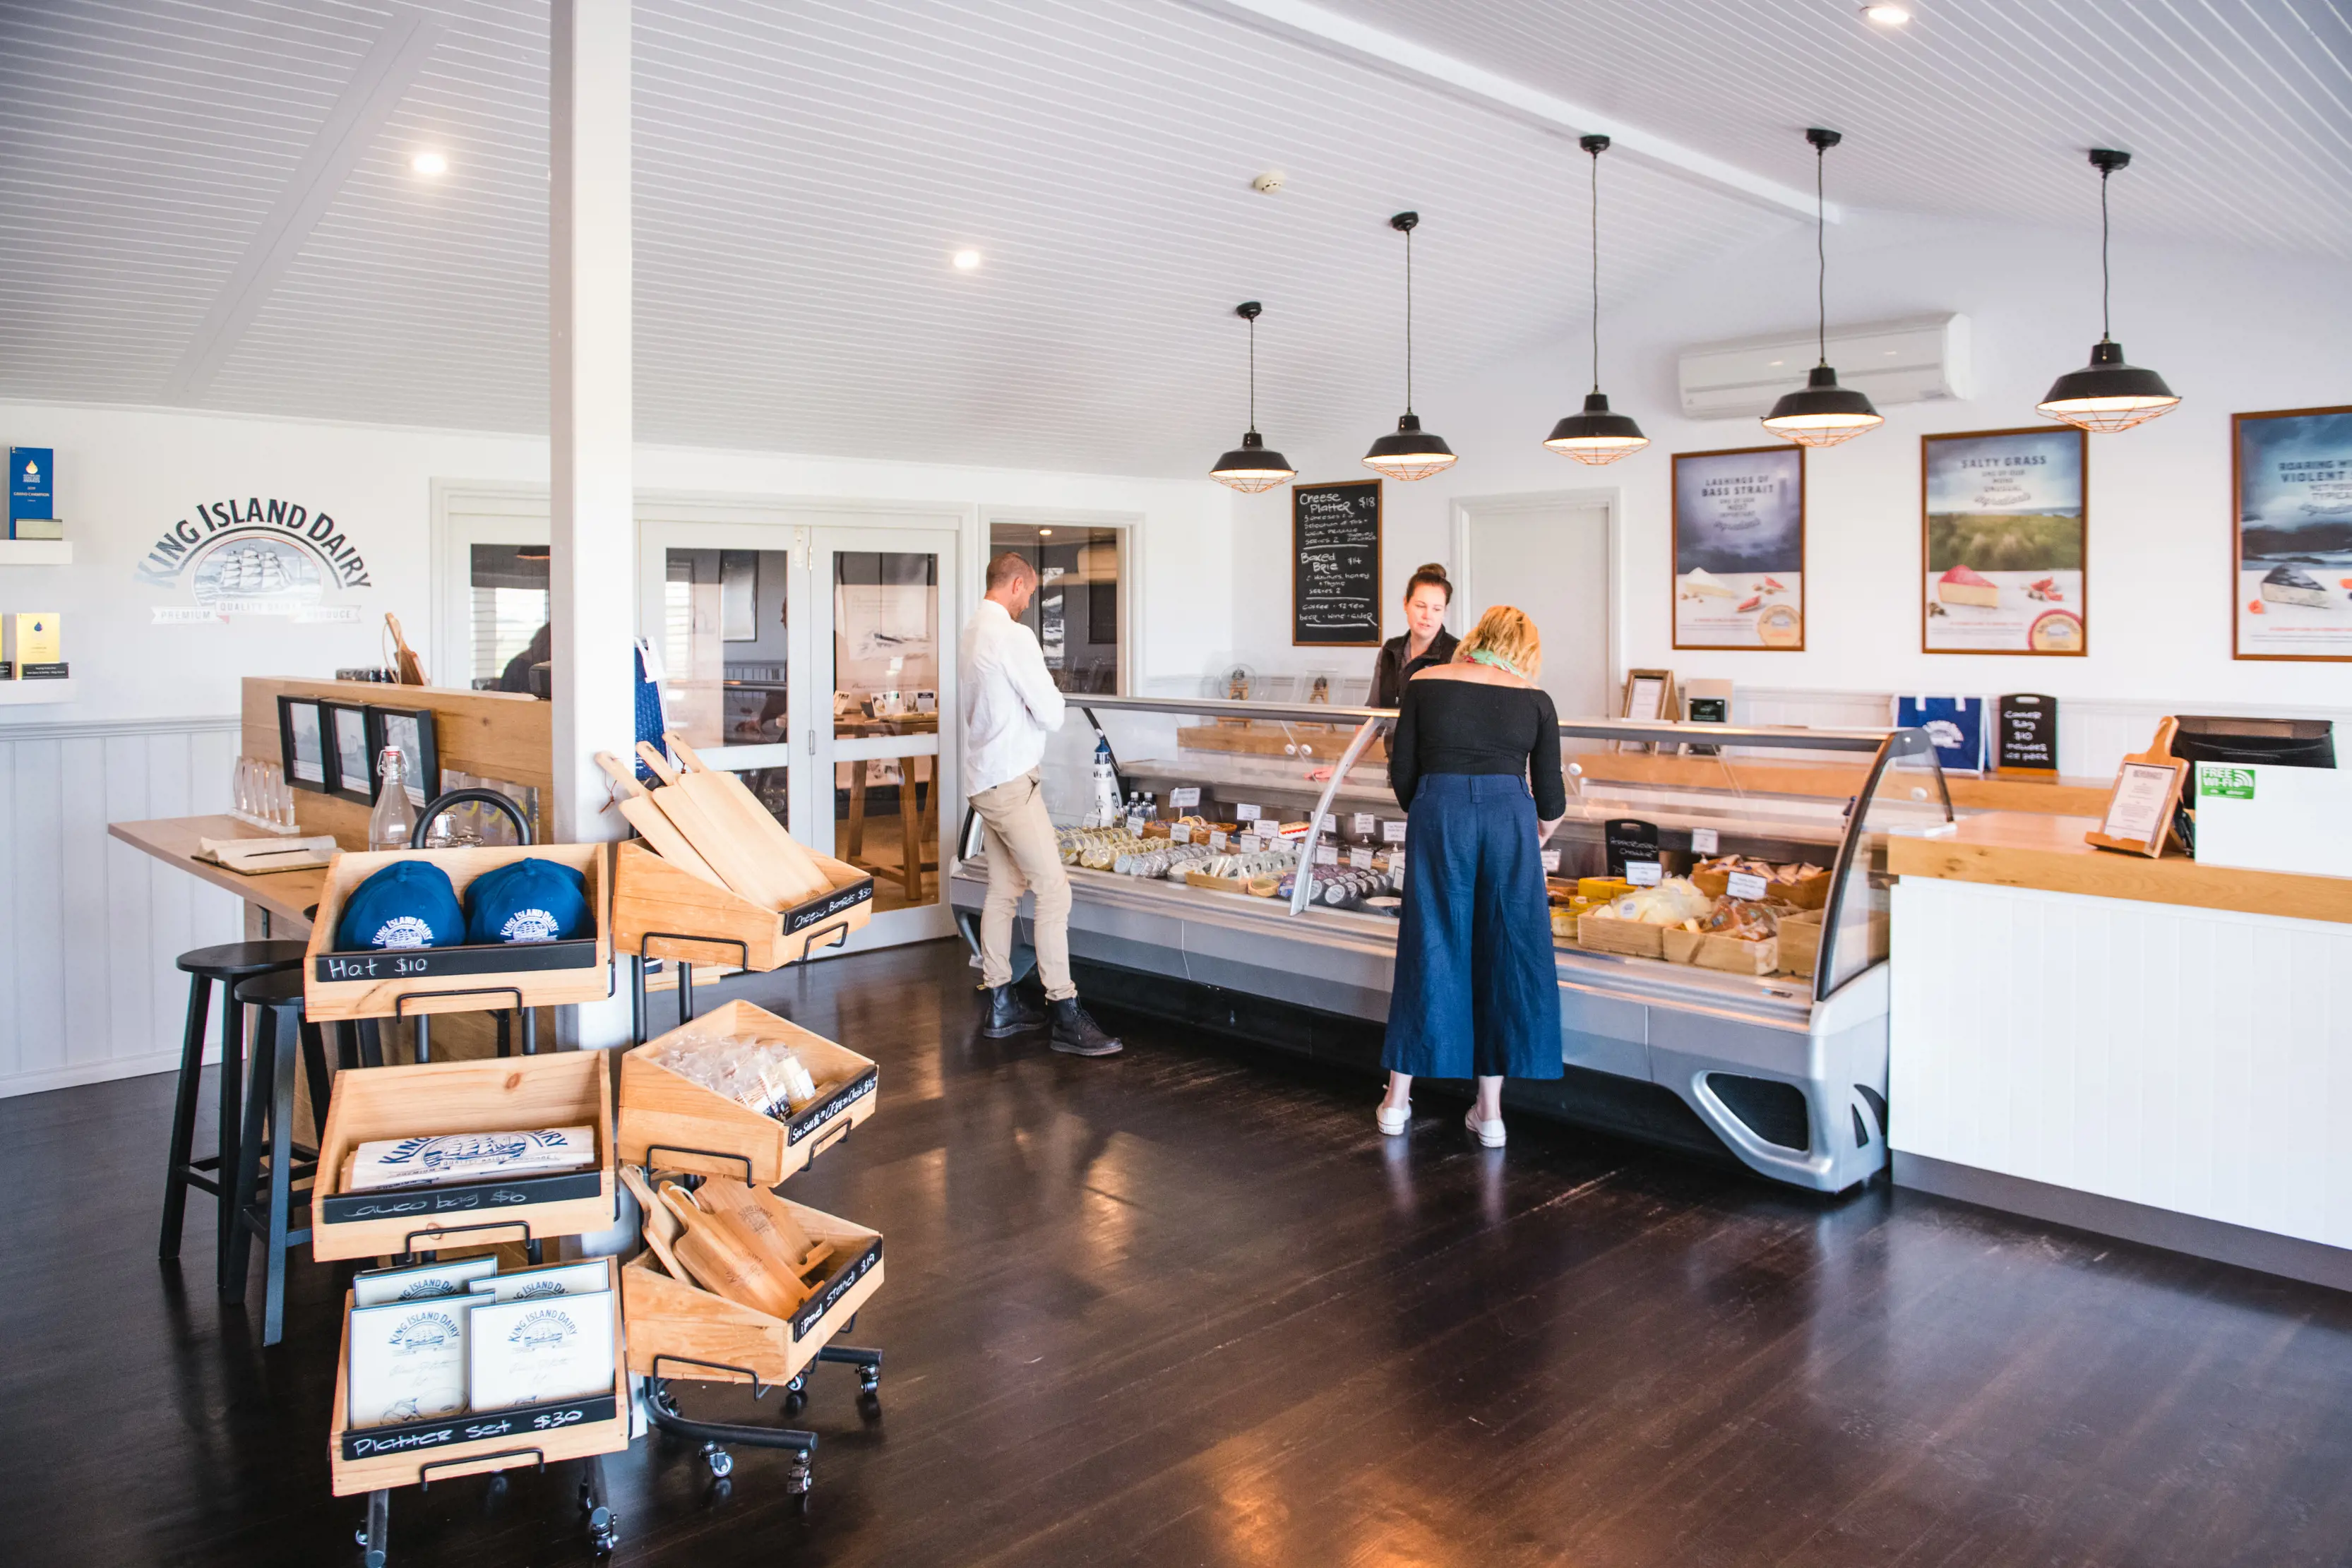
[1229,212,2352,728]
[0,399,1234,1096]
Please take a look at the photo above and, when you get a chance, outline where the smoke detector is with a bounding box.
[1251,170,1284,194]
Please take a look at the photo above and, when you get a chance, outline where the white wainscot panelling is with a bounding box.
[0,718,244,1097]
[1890,877,2352,1251]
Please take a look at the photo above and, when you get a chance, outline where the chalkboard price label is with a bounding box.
[1997,693,2059,774]
[1604,818,1661,878]
[1291,479,1383,646]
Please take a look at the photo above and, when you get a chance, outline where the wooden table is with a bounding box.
[840,716,938,904]
[110,814,333,935]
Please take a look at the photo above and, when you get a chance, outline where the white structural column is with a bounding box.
[550,0,635,1049]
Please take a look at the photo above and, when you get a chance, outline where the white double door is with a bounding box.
[638,513,961,950]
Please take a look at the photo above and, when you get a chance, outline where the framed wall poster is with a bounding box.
[277,695,330,792]
[2233,405,2352,661]
[1922,426,2086,654]
[1671,446,1804,650]
[323,700,376,806]
[365,705,439,810]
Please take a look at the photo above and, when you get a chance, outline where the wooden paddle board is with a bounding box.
[633,742,798,909]
[667,734,831,904]
[596,751,725,887]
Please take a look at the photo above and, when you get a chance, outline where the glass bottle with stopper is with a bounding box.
[368,747,414,851]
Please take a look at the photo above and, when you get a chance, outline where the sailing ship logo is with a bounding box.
[189,536,324,615]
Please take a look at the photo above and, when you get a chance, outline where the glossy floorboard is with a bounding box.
[5,938,2349,1567]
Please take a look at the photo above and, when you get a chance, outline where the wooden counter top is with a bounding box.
[1886,810,2352,926]
[111,815,327,929]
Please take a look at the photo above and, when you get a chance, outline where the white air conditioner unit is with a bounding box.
[1677,313,1970,419]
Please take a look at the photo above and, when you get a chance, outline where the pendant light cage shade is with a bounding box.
[2037,150,2180,433]
[1363,413,1457,481]
[1210,300,1296,491]
[1544,393,1649,463]
[1762,127,1881,448]
[1212,431,1295,493]
[1363,211,1455,481]
[1545,135,1647,465]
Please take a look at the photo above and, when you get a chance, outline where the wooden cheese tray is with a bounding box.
[610,839,873,971]
[1661,927,1781,975]
[616,1000,878,1185]
[309,1051,616,1261]
[304,844,612,1021]
[326,1257,628,1497]
[1575,913,1668,959]
[621,1175,884,1387]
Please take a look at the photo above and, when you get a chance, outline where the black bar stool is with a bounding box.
[161,940,308,1288]
[224,969,336,1346]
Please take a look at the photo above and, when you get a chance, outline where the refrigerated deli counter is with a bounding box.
[949,695,1952,1192]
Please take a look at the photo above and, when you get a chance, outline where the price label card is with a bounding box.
[1317,845,1338,866]
[1315,813,1335,832]
[1541,849,1561,873]
[1349,847,1373,870]
[1235,803,1260,822]
[1692,827,1720,856]
[1726,870,1768,902]
[1382,820,1407,843]
[1170,786,1200,809]
[1210,830,1229,850]
[1351,812,1377,838]
[1171,825,1192,844]
[1625,860,1663,887]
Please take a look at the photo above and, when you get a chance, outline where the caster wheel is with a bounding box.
[706,1447,734,1479]
[591,1526,618,1556]
[787,1450,813,1495]
[858,1363,880,1393]
[786,1373,806,1394]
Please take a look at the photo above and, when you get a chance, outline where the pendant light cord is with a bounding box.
[1589,144,1601,393]
[1247,312,1258,434]
[2099,162,2113,343]
[1403,223,1415,414]
[1815,142,1827,368]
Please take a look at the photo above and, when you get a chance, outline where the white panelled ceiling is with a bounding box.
[0,0,2345,475]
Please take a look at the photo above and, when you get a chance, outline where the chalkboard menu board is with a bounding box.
[1997,693,2059,773]
[1293,479,1382,646]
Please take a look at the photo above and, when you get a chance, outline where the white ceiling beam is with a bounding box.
[156,5,446,402]
[1183,0,1838,223]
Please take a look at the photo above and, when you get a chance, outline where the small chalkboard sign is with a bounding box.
[1293,479,1382,646]
[1605,818,1660,878]
[1997,693,2059,774]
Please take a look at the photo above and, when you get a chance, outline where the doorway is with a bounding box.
[1455,494,1613,720]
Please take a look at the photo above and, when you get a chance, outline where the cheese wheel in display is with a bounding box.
[2027,609,2084,652]
[1755,604,1803,647]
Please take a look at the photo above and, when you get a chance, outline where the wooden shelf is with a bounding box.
[0,539,71,565]
[0,678,75,705]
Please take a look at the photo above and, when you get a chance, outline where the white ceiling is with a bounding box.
[0,0,2344,477]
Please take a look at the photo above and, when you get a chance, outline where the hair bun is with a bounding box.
[1414,562,1448,580]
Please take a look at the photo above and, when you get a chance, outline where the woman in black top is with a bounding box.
[1375,604,1566,1147]
[1368,563,1459,710]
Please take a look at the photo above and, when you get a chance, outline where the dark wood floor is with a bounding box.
[7,938,2351,1567]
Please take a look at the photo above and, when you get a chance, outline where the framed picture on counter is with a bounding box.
[1671,445,1804,650]
[276,695,329,792]
[2232,405,2352,662]
[365,705,438,810]
[1922,426,2087,655]
[322,700,376,806]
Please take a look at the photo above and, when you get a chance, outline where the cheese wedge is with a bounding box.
[1937,564,2000,609]
[1684,568,1736,599]
[2260,563,2331,609]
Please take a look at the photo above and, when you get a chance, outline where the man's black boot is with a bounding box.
[1047,998,1123,1056]
[981,983,1046,1039]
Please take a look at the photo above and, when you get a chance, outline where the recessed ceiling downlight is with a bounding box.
[951,249,983,271]
[1862,4,1911,25]
[411,151,448,176]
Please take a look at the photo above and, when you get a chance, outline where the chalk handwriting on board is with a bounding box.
[1294,480,1382,645]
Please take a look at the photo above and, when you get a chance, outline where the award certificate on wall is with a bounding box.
[1672,446,1804,650]
[1923,427,2087,654]
[2233,405,2352,661]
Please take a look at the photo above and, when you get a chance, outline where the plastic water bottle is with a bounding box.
[1089,736,1121,827]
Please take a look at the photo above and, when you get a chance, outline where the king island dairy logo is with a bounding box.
[501,907,561,942]
[136,496,371,623]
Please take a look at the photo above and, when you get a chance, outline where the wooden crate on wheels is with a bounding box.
[618,1000,878,1185]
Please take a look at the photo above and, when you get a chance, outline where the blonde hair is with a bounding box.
[1455,604,1541,682]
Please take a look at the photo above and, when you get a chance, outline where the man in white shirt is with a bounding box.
[959,551,1121,1055]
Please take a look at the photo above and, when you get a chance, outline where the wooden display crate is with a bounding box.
[1691,863,1831,910]
[309,1050,616,1261]
[1183,868,1281,898]
[304,844,612,1021]
[1776,908,1890,979]
[617,1000,878,1185]
[610,839,873,971]
[1576,913,1667,959]
[621,1180,884,1387]
[1661,927,1781,975]
[326,1257,628,1497]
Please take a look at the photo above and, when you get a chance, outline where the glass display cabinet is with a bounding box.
[948,694,1951,1192]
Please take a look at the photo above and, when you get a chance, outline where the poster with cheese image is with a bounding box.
[2233,406,2352,662]
[1671,445,1804,650]
[1923,427,2086,655]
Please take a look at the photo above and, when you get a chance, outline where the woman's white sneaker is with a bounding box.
[1464,1107,1506,1147]
[1375,1101,1412,1135]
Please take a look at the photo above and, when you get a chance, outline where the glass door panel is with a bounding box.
[640,529,797,837]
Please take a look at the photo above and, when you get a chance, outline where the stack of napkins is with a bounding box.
[347,1255,616,1429]
[346,1126,597,1192]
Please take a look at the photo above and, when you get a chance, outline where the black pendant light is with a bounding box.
[2037,149,2180,433]
[1362,211,1457,481]
[1546,135,1649,465]
[1761,127,1884,448]
[1210,301,1295,493]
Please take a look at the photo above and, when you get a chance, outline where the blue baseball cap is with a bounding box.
[463,858,590,945]
[336,861,464,952]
